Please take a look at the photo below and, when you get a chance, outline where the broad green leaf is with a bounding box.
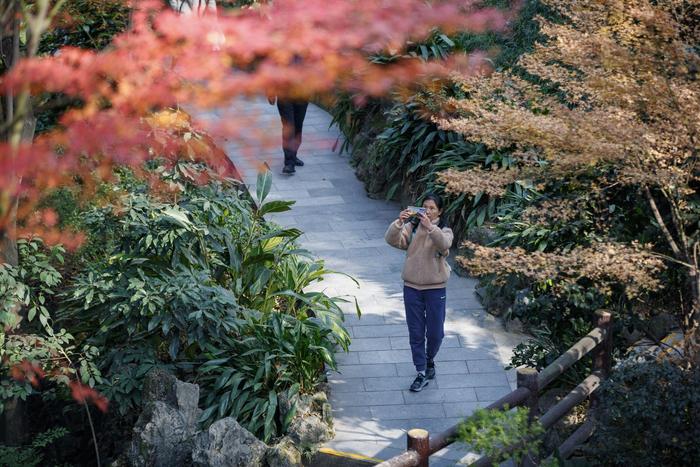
[256,170,273,204]
[264,391,278,441]
[199,405,216,423]
[477,207,487,226]
[168,337,180,360]
[202,357,231,366]
[281,401,297,431]
[161,207,192,228]
[439,33,455,46]
[258,200,295,217]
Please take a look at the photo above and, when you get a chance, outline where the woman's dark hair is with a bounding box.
[423,192,444,210]
[413,192,447,231]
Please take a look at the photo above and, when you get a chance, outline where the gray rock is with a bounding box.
[265,437,302,467]
[287,414,334,452]
[126,369,201,467]
[192,418,267,467]
[475,283,510,317]
[142,367,178,405]
[283,391,334,454]
[321,402,333,426]
[295,392,328,417]
[647,313,678,341]
[127,402,195,467]
[505,317,524,334]
[174,379,200,428]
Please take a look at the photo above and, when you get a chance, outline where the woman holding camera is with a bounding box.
[385,193,454,392]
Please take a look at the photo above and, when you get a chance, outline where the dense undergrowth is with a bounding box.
[330,0,699,462]
[331,0,592,371]
[330,0,553,239]
[330,0,688,372]
[3,1,359,462]
[1,160,355,463]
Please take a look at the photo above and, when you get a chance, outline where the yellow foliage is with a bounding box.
[439,0,700,350]
[459,240,665,299]
[437,0,699,188]
[145,108,193,131]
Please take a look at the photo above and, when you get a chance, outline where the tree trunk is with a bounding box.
[0,3,18,266]
[0,1,32,445]
[687,263,700,364]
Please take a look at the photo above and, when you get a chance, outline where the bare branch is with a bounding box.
[644,185,683,259]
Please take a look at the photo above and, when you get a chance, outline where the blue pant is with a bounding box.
[403,286,447,372]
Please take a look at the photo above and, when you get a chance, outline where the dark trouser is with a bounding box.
[276,100,308,165]
[403,285,447,372]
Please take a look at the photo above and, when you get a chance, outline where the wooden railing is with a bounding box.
[376,310,613,467]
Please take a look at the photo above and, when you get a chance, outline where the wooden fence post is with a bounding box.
[517,367,539,467]
[407,428,430,467]
[517,367,539,420]
[590,310,613,409]
[592,310,613,377]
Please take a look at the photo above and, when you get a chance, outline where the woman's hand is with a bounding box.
[399,209,412,223]
[419,212,433,230]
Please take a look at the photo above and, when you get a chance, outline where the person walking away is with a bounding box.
[268,95,308,175]
[385,193,454,391]
[168,0,217,15]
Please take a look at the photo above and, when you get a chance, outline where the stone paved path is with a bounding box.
[207,98,525,466]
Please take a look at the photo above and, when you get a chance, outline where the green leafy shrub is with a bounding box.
[508,320,593,388]
[457,406,553,467]
[0,427,69,467]
[61,168,353,440]
[0,239,63,331]
[1,239,100,413]
[496,275,616,384]
[197,312,335,441]
[35,0,131,134]
[332,95,525,238]
[39,0,130,54]
[348,99,455,201]
[587,360,700,466]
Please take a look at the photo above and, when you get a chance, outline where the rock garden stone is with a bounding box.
[126,368,201,467]
[265,436,302,467]
[287,414,334,452]
[191,417,267,467]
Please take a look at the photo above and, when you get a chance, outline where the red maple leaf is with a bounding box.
[9,360,46,388]
[69,381,110,413]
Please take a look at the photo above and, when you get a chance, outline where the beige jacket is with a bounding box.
[385,218,454,290]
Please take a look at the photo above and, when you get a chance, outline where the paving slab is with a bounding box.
[467,359,508,374]
[396,362,469,377]
[331,390,404,407]
[219,97,527,465]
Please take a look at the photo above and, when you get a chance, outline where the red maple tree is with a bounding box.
[0,0,508,429]
[1,0,507,260]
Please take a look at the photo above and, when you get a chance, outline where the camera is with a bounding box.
[407,206,425,226]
